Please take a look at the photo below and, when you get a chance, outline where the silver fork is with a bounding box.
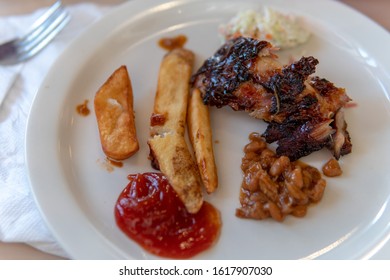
[0,1,70,65]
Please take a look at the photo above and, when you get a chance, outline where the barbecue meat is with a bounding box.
[191,37,352,161]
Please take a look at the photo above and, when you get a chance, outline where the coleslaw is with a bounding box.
[219,7,311,49]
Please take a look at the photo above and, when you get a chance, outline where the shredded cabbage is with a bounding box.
[219,7,311,49]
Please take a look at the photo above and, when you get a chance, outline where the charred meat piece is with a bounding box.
[191,37,352,161]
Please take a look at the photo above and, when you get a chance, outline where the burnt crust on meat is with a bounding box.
[260,56,318,114]
[191,37,270,108]
[191,37,352,161]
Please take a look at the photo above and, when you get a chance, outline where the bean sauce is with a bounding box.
[236,132,327,222]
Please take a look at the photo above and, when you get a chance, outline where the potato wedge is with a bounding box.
[148,48,203,213]
[150,48,195,137]
[94,65,139,160]
[188,88,218,193]
[148,132,203,214]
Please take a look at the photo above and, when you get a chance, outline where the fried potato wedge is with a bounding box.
[188,88,218,193]
[150,48,195,137]
[148,132,203,214]
[94,65,139,160]
[148,48,203,213]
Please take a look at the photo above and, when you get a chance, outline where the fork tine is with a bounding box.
[0,1,70,65]
[18,1,63,46]
[17,8,70,59]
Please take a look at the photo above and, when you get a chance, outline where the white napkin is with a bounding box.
[0,2,114,259]
[0,65,22,105]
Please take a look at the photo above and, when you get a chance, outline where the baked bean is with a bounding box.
[248,132,264,142]
[286,181,308,202]
[243,171,259,192]
[244,140,266,153]
[270,156,290,177]
[236,133,327,222]
[265,201,283,221]
[322,158,343,177]
[308,179,326,202]
[258,170,279,202]
[291,205,307,217]
[259,149,275,169]
[302,169,313,189]
[286,166,304,189]
[250,192,268,204]
[236,201,268,219]
[279,193,294,214]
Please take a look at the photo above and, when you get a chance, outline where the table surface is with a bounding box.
[0,0,389,260]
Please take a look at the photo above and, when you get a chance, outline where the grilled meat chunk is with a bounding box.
[191,37,352,161]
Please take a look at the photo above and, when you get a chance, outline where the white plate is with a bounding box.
[26,0,390,259]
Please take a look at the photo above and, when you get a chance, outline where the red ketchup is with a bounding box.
[115,172,221,259]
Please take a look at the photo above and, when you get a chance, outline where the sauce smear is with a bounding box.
[158,35,187,51]
[115,172,221,259]
[76,99,90,116]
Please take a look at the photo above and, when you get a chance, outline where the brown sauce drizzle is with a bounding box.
[158,34,187,51]
[76,99,90,116]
